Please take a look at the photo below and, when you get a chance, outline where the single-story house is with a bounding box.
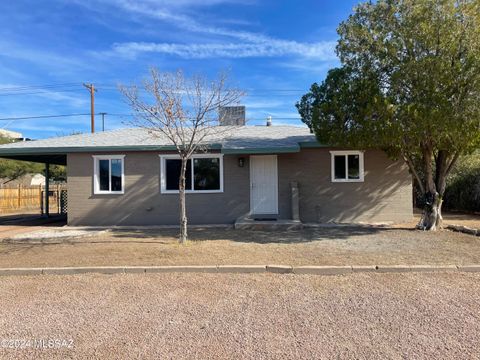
[0,111,412,226]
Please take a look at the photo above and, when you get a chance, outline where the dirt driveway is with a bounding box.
[0,272,479,359]
[2,227,480,267]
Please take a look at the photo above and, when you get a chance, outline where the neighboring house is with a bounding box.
[0,173,44,187]
[30,173,46,186]
[0,111,412,226]
[0,129,29,142]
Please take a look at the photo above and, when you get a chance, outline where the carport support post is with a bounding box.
[45,163,50,217]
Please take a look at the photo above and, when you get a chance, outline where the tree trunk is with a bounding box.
[417,191,443,230]
[416,144,445,231]
[178,157,188,244]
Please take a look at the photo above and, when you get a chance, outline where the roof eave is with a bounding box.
[0,141,326,159]
[0,143,223,155]
[221,146,300,154]
[298,141,328,148]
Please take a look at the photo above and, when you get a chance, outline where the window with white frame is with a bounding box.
[330,151,364,182]
[160,154,223,193]
[93,155,125,194]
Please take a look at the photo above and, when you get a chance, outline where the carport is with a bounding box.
[0,149,66,218]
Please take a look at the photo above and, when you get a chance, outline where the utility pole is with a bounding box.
[83,83,96,133]
[99,112,107,132]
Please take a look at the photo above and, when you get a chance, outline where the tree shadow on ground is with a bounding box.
[108,226,417,244]
[0,227,419,257]
[0,214,66,226]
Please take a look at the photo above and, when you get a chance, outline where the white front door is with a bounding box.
[250,155,278,215]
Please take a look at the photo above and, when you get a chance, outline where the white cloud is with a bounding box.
[111,40,336,60]
[0,41,87,70]
[243,99,285,109]
[81,0,337,60]
[277,58,339,74]
[33,90,88,108]
[111,0,263,42]
[9,124,75,133]
[73,0,256,40]
[0,83,88,109]
[132,0,254,7]
[104,0,296,45]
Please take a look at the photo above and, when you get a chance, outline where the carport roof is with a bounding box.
[0,125,324,165]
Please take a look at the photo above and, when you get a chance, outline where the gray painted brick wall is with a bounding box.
[67,148,412,226]
[277,149,412,223]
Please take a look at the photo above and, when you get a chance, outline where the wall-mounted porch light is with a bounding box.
[238,157,245,167]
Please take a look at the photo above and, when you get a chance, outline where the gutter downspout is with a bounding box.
[291,181,300,221]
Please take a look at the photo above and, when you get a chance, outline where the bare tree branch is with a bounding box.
[119,68,245,243]
[445,151,461,176]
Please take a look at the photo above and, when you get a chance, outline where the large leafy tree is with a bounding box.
[297,0,480,230]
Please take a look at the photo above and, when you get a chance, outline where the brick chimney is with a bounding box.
[219,106,245,126]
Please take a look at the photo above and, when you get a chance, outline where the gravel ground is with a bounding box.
[0,272,479,359]
[1,227,480,267]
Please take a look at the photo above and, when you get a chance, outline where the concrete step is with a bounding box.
[234,218,303,230]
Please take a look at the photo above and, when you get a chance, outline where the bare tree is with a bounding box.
[120,68,245,243]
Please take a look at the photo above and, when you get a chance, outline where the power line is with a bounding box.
[0,82,308,95]
[0,112,302,122]
[0,82,118,96]
[0,113,91,121]
[0,90,304,98]
[0,83,307,92]
[0,89,87,97]
[105,113,301,119]
[0,82,82,92]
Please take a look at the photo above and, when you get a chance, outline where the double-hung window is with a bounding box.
[330,151,364,182]
[93,155,125,194]
[160,154,223,193]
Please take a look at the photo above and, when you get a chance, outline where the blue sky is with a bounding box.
[0,0,360,139]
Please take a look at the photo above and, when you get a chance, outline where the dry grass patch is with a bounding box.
[1,227,480,268]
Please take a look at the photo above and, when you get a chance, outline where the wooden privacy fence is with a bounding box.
[0,185,67,214]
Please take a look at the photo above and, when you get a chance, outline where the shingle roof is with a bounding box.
[0,125,321,156]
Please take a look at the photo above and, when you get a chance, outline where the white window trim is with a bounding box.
[330,150,365,183]
[159,154,224,194]
[93,155,125,195]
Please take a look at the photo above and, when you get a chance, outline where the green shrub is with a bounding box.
[443,153,480,212]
